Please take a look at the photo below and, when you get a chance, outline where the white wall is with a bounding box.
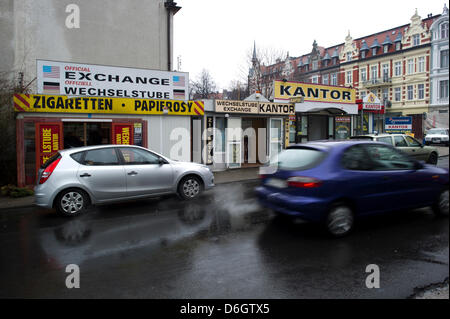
[147,116,191,162]
[1,0,171,86]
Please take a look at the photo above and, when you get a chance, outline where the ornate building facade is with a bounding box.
[248,8,446,138]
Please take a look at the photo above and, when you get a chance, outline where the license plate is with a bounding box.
[266,178,287,188]
[432,138,441,143]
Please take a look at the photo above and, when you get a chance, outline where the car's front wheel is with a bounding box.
[56,188,89,216]
[433,188,449,217]
[325,203,354,237]
[178,176,202,200]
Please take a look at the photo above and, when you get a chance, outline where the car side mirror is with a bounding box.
[158,157,166,165]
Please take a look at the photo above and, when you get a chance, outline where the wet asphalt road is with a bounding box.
[0,157,448,299]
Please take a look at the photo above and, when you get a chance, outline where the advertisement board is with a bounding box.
[37,60,189,100]
[36,123,62,167]
[385,117,413,133]
[13,94,204,116]
[274,80,356,104]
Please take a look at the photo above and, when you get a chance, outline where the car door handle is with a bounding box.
[80,173,91,177]
[128,171,138,176]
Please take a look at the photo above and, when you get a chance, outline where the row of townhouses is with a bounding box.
[249,7,449,137]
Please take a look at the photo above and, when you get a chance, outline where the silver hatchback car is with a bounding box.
[35,145,215,216]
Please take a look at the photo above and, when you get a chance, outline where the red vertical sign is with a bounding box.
[37,123,62,167]
[112,124,134,145]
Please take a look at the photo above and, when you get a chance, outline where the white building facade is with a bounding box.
[429,4,449,128]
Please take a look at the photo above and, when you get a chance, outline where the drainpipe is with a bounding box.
[164,0,181,71]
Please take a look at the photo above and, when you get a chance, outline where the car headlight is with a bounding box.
[442,136,449,140]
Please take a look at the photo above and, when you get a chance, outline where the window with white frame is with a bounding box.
[360,91,366,100]
[312,60,318,70]
[396,42,401,51]
[407,85,414,100]
[418,56,425,72]
[371,66,378,81]
[383,45,389,53]
[441,22,449,39]
[394,61,402,76]
[382,64,389,80]
[361,51,366,59]
[395,87,401,101]
[372,48,377,56]
[412,34,420,46]
[322,74,329,85]
[382,88,388,102]
[346,70,352,84]
[418,84,424,99]
[407,59,414,74]
[331,73,337,85]
[441,50,449,68]
[311,75,319,83]
[440,80,449,99]
[347,52,352,62]
[360,68,367,82]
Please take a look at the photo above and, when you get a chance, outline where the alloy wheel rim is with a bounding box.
[327,207,353,236]
[183,179,200,198]
[61,192,84,214]
[439,190,449,214]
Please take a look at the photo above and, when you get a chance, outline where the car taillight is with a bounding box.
[287,176,322,188]
[259,174,267,179]
[39,158,61,184]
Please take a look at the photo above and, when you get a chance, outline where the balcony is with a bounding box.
[362,76,392,88]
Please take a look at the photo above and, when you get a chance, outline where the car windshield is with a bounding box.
[275,148,326,170]
[428,129,447,135]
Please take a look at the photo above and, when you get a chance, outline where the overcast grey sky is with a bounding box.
[173,0,447,91]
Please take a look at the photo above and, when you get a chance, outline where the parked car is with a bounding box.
[255,141,449,237]
[34,145,215,216]
[424,128,449,146]
[350,133,439,165]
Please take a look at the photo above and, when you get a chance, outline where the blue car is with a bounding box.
[255,140,449,237]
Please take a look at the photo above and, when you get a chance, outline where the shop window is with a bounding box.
[24,122,36,185]
[215,117,226,152]
[63,122,112,148]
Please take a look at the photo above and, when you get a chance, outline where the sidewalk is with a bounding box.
[436,146,449,157]
[0,147,447,211]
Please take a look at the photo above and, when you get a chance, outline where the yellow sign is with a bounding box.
[274,80,355,104]
[13,94,204,116]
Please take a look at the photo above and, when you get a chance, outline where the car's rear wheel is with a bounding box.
[325,204,354,237]
[178,176,202,200]
[433,189,449,217]
[56,188,89,216]
[427,152,438,165]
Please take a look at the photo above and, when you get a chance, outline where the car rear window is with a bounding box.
[275,148,326,170]
[70,151,85,164]
[40,152,61,169]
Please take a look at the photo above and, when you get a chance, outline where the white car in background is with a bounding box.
[424,128,449,146]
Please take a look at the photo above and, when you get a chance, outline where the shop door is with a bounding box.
[269,118,283,161]
[35,122,63,173]
[226,118,241,168]
[112,123,134,145]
